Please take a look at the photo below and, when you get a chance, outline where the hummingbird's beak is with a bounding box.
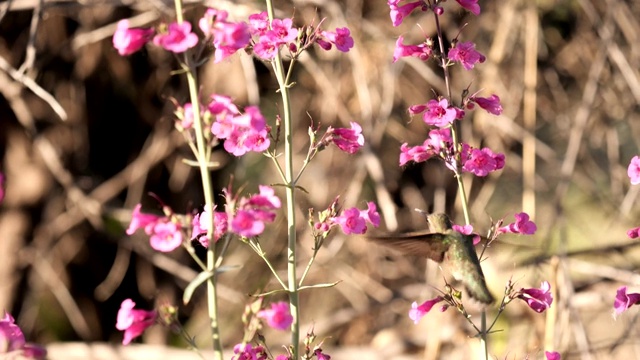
[414,208,429,215]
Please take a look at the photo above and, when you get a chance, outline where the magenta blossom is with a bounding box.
[314,349,332,360]
[388,0,424,27]
[326,122,365,154]
[498,212,537,235]
[627,227,640,239]
[448,41,485,70]
[473,94,503,115]
[116,299,157,345]
[229,186,281,237]
[462,147,505,177]
[126,204,183,252]
[613,286,640,318]
[628,155,640,185]
[153,22,199,53]
[393,36,432,62]
[545,351,561,360]
[192,207,229,247]
[320,27,354,52]
[331,202,380,235]
[257,301,293,330]
[422,99,458,127]
[209,98,271,156]
[399,129,453,166]
[231,343,268,360]
[248,12,269,36]
[455,0,481,15]
[253,17,298,60]
[112,19,154,56]
[518,281,553,313]
[408,296,445,324]
[452,224,481,245]
[0,312,46,359]
[199,8,251,63]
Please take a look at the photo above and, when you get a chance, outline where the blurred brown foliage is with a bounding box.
[2,0,640,358]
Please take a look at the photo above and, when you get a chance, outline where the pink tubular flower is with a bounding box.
[455,0,481,15]
[327,122,365,154]
[320,27,354,52]
[248,12,269,36]
[545,351,561,360]
[116,299,157,345]
[257,301,293,330]
[463,147,504,176]
[408,296,445,324]
[448,41,485,70]
[613,286,640,318]
[399,142,434,166]
[423,99,458,127]
[127,204,183,252]
[0,312,25,352]
[332,202,380,235]
[452,224,481,245]
[399,129,453,166]
[192,207,229,247]
[473,94,503,115]
[126,204,161,235]
[627,227,640,239]
[314,349,331,360]
[153,22,199,53]
[209,97,271,156]
[628,155,640,185]
[393,36,432,63]
[231,343,268,360]
[388,0,424,27]
[229,186,281,238]
[199,8,251,63]
[498,212,537,235]
[518,281,553,313]
[112,19,154,56]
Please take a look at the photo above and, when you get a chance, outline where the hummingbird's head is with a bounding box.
[426,213,452,232]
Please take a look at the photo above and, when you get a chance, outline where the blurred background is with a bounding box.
[1,0,640,359]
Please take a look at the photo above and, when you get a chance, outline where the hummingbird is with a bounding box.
[367,212,494,304]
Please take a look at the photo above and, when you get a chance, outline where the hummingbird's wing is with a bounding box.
[366,231,451,262]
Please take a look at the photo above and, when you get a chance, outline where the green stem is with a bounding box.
[433,9,486,360]
[265,0,300,357]
[173,0,222,358]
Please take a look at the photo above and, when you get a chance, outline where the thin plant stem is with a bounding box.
[265,0,300,358]
[433,8,487,360]
[173,0,222,358]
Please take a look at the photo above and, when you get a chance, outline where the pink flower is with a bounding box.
[452,224,481,245]
[463,147,504,176]
[628,155,640,185]
[126,204,161,235]
[320,27,354,52]
[257,301,293,330]
[332,202,380,235]
[423,99,457,127]
[627,227,640,239]
[613,286,640,318]
[149,221,183,252]
[199,8,251,63]
[248,12,269,36]
[448,41,485,70]
[0,312,25,352]
[518,281,553,313]
[314,349,331,360]
[198,8,228,37]
[408,296,444,324]
[473,94,503,115]
[393,36,432,63]
[545,351,561,360]
[0,172,5,204]
[455,0,481,15]
[399,142,434,166]
[116,299,156,345]
[388,0,424,27]
[228,186,281,237]
[112,19,154,56]
[153,22,199,53]
[498,212,537,235]
[270,18,298,44]
[231,343,268,360]
[327,122,365,154]
[210,100,271,156]
[275,355,289,360]
[192,207,229,247]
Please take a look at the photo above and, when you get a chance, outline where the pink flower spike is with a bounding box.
[518,281,553,313]
[613,286,640,318]
[455,0,481,15]
[448,41,485,70]
[474,94,503,115]
[116,299,156,345]
[423,99,457,127]
[545,351,561,360]
[321,27,354,52]
[627,227,640,239]
[408,296,444,324]
[153,22,199,53]
[628,156,640,185]
[112,19,154,56]
[257,301,293,330]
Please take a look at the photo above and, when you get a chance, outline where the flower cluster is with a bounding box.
[0,312,46,359]
[231,343,268,360]
[126,204,184,252]
[199,9,251,63]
